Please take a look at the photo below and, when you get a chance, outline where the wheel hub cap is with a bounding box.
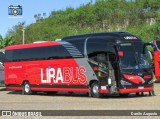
[25,84,30,93]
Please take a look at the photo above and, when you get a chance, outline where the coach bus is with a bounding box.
[150,40,160,80]
[4,32,154,97]
[0,49,5,86]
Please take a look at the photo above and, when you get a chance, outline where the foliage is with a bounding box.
[4,0,160,45]
[0,35,14,49]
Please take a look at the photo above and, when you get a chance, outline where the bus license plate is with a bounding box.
[101,86,106,90]
[138,86,144,89]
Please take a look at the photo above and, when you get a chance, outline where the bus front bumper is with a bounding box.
[119,87,153,94]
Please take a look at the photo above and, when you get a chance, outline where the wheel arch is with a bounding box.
[22,80,29,85]
[89,79,99,87]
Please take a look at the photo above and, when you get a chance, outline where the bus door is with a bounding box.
[86,39,108,86]
[95,52,118,92]
[107,53,119,92]
[86,38,118,93]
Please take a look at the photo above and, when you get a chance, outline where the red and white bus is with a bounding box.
[5,32,154,97]
[151,40,160,80]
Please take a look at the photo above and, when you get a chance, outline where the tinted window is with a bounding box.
[87,42,107,57]
[119,41,151,72]
[5,45,72,62]
[87,39,115,57]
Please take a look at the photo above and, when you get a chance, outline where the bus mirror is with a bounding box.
[118,51,124,57]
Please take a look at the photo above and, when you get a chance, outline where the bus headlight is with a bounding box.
[120,80,132,86]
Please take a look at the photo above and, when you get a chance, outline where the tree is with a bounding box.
[3,0,160,46]
[0,36,14,49]
[43,13,46,17]
[0,35,2,41]
[34,14,38,20]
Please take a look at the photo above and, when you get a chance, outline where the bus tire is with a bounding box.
[22,81,32,95]
[90,82,102,98]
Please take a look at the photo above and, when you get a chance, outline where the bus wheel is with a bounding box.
[119,93,129,97]
[91,82,102,98]
[22,81,32,95]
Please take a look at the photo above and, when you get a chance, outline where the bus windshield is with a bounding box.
[119,42,151,73]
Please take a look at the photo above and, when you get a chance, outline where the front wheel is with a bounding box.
[90,82,102,98]
[22,81,32,95]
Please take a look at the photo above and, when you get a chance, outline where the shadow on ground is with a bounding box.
[0,87,7,91]
[6,90,154,99]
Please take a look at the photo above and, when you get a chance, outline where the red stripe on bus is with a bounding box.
[99,89,109,94]
[5,42,60,50]
[119,87,153,93]
[31,88,89,92]
[7,87,22,91]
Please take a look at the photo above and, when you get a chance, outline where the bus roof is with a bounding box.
[5,41,59,50]
[62,32,141,41]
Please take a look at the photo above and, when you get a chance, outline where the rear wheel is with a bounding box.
[22,81,32,95]
[90,82,102,98]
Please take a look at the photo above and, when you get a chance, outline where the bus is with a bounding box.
[4,32,154,97]
[150,40,160,80]
[0,49,5,86]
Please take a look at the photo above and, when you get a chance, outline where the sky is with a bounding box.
[0,0,94,38]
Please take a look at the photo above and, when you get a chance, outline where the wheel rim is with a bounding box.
[25,84,30,93]
[93,84,99,95]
